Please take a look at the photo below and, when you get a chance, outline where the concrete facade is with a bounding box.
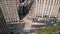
[0,0,23,34]
[0,0,19,23]
[29,0,60,18]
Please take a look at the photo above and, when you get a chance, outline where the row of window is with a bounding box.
[20,0,25,3]
[37,0,60,4]
[0,0,19,23]
[0,0,16,2]
[5,0,15,1]
[36,15,57,18]
[1,4,19,23]
[5,17,19,23]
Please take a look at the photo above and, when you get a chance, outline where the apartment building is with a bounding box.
[29,0,60,19]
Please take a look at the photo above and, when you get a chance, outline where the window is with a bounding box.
[0,8,2,17]
[59,0,60,4]
[38,0,39,2]
[48,0,50,4]
[6,0,8,1]
[45,0,47,4]
[0,7,1,11]
[11,32,13,34]
[54,0,56,5]
[40,0,42,4]
[38,0,41,3]
[43,0,44,4]
[55,0,57,4]
[59,8,60,13]
[20,0,25,3]
[45,15,47,17]
[11,25,13,27]
[6,0,13,1]
[51,0,53,5]
[57,0,59,4]
[57,0,58,4]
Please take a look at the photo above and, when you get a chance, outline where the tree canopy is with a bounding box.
[37,25,60,34]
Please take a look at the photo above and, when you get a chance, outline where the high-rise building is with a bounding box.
[29,0,60,19]
[0,7,8,34]
[0,0,24,34]
[0,0,19,23]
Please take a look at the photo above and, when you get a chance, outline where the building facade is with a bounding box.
[0,0,19,23]
[29,0,60,19]
[0,0,24,34]
[0,7,8,34]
